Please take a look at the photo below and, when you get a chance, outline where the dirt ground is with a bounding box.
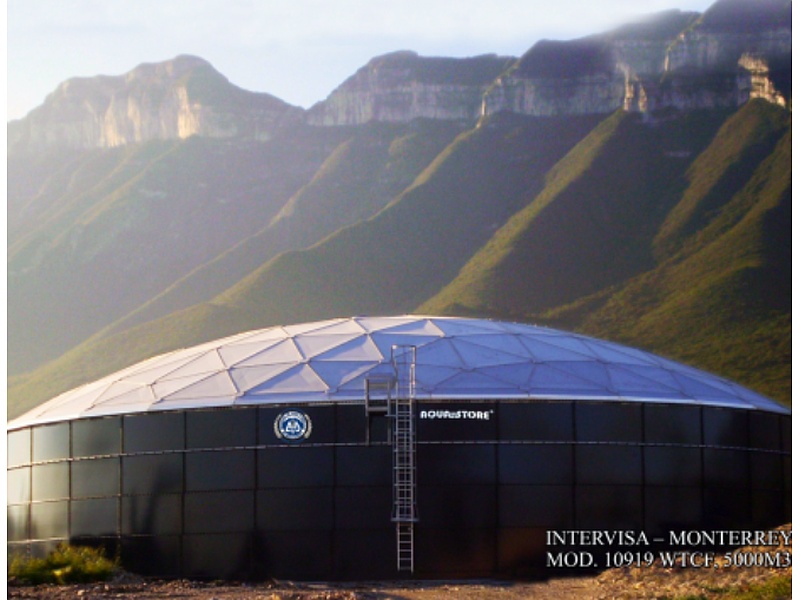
[8,525,791,600]
[6,576,603,600]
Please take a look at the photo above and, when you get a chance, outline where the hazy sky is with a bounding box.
[8,0,714,121]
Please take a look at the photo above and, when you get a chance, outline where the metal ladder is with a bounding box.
[391,345,417,573]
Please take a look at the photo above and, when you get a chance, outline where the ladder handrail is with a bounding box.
[391,345,417,573]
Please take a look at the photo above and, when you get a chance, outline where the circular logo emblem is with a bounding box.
[274,410,312,441]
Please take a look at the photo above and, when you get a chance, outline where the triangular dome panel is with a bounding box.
[449,338,531,369]
[230,363,297,392]
[294,333,361,359]
[235,338,304,367]
[8,315,788,429]
[164,349,227,380]
[162,372,238,400]
[312,335,381,362]
[248,364,328,395]
[518,336,595,362]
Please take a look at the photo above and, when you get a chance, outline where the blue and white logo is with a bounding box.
[274,410,312,441]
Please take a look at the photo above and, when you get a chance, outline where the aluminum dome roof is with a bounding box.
[8,316,788,428]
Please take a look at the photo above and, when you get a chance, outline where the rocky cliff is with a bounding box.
[7,0,791,150]
[482,0,790,118]
[306,51,515,125]
[8,55,303,153]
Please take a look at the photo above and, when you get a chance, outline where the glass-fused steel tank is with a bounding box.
[6,316,791,579]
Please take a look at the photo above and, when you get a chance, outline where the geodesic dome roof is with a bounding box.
[8,316,788,428]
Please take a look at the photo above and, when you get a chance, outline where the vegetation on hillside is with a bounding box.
[7,101,791,417]
[544,102,791,404]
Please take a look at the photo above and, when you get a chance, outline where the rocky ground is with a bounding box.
[8,525,791,600]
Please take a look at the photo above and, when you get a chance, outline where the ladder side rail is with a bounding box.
[391,345,417,572]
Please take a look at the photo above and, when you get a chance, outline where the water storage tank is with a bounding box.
[6,316,791,579]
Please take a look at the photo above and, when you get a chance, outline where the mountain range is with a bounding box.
[7,0,791,418]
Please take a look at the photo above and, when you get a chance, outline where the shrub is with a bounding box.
[9,543,118,585]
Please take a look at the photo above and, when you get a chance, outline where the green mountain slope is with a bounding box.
[7,133,340,374]
[554,102,791,403]
[420,107,733,316]
[7,112,603,417]
[653,99,791,258]
[97,120,468,338]
[212,113,602,322]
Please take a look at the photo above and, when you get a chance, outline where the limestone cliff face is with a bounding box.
[483,0,791,118]
[306,51,514,126]
[7,0,790,150]
[8,55,303,153]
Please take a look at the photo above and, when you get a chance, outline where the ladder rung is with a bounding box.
[391,346,417,573]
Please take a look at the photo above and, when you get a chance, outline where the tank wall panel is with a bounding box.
[182,533,253,579]
[497,528,548,577]
[643,486,703,533]
[703,449,750,488]
[751,489,787,529]
[335,405,368,444]
[31,463,69,502]
[71,498,118,537]
[258,447,334,488]
[7,467,30,504]
[783,455,791,490]
[499,402,573,441]
[258,530,334,579]
[704,487,752,529]
[333,530,395,579]
[644,447,702,486]
[123,454,183,495]
[418,444,495,485]
[30,501,69,539]
[7,429,31,468]
[497,445,573,485]
[7,504,30,541]
[72,458,119,498]
[749,412,781,450]
[416,528,496,577]
[643,405,701,444]
[335,446,391,486]
[335,486,391,529]
[575,485,643,529]
[121,494,182,535]
[32,423,69,462]
[575,445,642,485]
[418,485,496,528]
[120,536,181,576]
[703,407,748,446]
[780,415,791,452]
[72,417,120,457]
[124,412,185,452]
[750,452,784,490]
[257,488,334,531]
[184,491,255,534]
[186,409,257,449]
[576,403,641,442]
[185,450,255,491]
[498,485,573,528]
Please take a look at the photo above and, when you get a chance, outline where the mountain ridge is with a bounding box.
[8,55,304,153]
[8,0,790,151]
